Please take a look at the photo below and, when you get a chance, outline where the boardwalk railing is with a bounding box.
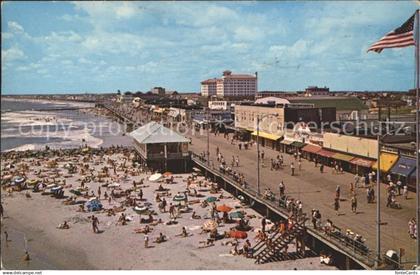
[190,152,376,268]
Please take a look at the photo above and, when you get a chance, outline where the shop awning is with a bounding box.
[317,149,336,158]
[332,152,355,162]
[349,157,375,168]
[302,144,322,154]
[251,131,282,141]
[390,156,417,177]
[291,141,306,148]
[372,152,399,173]
[280,139,295,145]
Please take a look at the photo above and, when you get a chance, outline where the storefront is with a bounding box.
[279,139,295,154]
[331,152,355,172]
[390,156,417,189]
[349,157,375,176]
[372,152,399,179]
[301,144,322,162]
[290,141,306,155]
[316,149,336,166]
[251,131,282,150]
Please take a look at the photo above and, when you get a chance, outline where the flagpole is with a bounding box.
[415,8,419,267]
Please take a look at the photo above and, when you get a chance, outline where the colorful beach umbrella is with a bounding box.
[229,230,247,239]
[173,194,186,202]
[229,211,244,219]
[205,196,217,203]
[203,220,218,231]
[163,172,173,177]
[149,173,162,182]
[216,204,233,213]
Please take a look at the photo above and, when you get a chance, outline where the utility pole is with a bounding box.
[375,134,381,268]
[257,116,260,195]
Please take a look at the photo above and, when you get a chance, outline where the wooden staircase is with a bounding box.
[253,219,307,264]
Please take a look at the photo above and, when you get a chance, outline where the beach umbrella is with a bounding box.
[206,196,217,203]
[216,204,233,213]
[173,194,186,202]
[149,173,162,182]
[163,172,173,177]
[229,230,248,239]
[133,206,149,214]
[229,211,244,220]
[27,179,39,186]
[203,220,218,231]
[108,183,120,188]
[192,167,201,172]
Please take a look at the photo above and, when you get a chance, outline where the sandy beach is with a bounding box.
[1,148,335,270]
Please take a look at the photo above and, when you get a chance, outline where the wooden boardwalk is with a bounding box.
[186,132,417,269]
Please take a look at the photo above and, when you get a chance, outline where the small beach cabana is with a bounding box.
[129,122,190,173]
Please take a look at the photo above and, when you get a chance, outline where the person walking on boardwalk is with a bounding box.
[351,195,357,213]
[290,162,295,176]
[320,164,324,173]
[298,160,302,171]
[403,185,408,200]
[335,185,341,200]
[334,198,340,216]
[279,181,285,197]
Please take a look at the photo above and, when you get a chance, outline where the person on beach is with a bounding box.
[144,234,149,248]
[97,187,101,199]
[0,203,3,218]
[4,231,9,242]
[23,251,31,261]
[139,188,143,200]
[92,215,100,233]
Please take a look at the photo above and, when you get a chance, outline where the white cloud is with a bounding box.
[8,21,24,33]
[2,46,26,62]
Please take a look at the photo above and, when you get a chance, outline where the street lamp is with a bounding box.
[256,113,279,195]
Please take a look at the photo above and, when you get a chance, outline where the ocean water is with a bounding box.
[1,98,131,152]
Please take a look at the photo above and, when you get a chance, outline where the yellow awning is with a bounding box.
[372,152,399,172]
[332,152,355,162]
[251,131,282,141]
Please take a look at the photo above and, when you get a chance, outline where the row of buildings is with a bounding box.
[118,89,416,190]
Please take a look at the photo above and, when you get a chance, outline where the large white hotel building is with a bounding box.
[201,70,258,98]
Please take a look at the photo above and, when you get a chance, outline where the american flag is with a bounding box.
[367,12,416,53]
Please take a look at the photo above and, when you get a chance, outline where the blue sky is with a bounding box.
[1,1,419,94]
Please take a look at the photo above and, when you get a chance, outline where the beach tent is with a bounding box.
[86,199,102,212]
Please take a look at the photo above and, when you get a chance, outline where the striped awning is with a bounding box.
[350,157,375,168]
[251,131,282,141]
[332,152,355,162]
[280,139,295,145]
[291,141,306,148]
[302,144,322,154]
[372,152,399,173]
[317,149,336,158]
